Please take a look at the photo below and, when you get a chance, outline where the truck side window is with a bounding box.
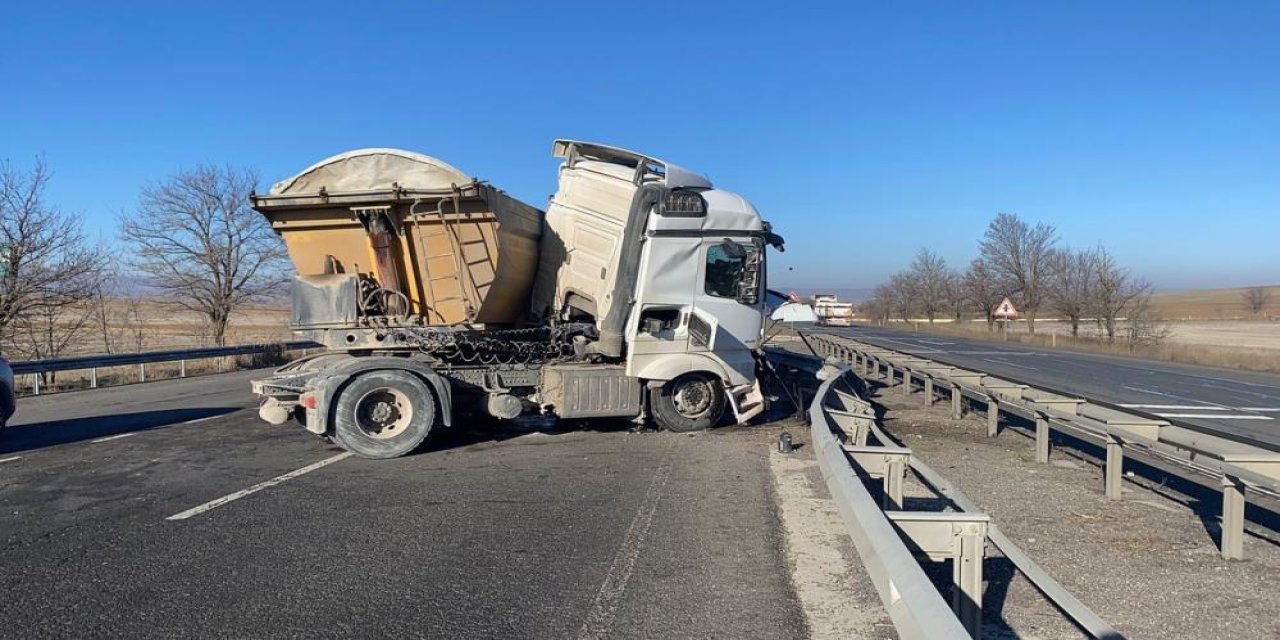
[705,245,744,298]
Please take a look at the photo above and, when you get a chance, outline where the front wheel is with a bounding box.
[332,370,436,459]
[650,373,727,433]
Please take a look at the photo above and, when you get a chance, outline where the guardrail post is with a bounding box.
[1105,436,1124,499]
[90,367,97,389]
[885,457,905,509]
[986,397,999,436]
[901,369,911,396]
[955,526,985,638]
[950,383,963,420]
[886,366,896,388]
[924,376,934,406]
[139,363,146,383]
[179,359,187,378]
[1220,475,1246,560]
[1035,413,1051,463]
[32,373,40,396]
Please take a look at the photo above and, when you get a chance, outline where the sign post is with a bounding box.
[992,297,1019,339]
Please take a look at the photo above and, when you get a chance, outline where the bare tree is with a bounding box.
[978,212,1057,334]
[906,248,950,322]
[944,270,966,322]
[1243,287,1271,316]
[1123,291,1172,353]
[864,284,896,325]
[0,158,105,352]
[90,278,149,354]
[1092,246,1151,341]
[888,272,916,322]
[119,166,288,346]
[1048,248,1097,336]
[962,258,1004,330]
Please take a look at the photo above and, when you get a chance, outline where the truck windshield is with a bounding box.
[705,243,755,299]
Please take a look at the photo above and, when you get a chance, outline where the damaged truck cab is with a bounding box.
[251,140,783,458]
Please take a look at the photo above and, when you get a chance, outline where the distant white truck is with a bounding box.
[812,294,855,327]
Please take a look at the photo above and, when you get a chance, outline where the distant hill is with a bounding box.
[1149,285,1280,320]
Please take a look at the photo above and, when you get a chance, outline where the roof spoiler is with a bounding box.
[552,139,712,189]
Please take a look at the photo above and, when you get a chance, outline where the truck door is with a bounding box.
[689,238,764,382]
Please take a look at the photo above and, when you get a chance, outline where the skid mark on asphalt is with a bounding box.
[166,452,353,521]
[577,451,674,640]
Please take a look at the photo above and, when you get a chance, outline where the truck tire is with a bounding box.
[332,370,436,459]
[650,372,726,433]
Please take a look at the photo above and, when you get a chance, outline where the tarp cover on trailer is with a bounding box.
[269,148,473,195]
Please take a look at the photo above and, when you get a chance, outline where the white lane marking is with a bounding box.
[1239,408,1280,412]
[577,455,673,640]
[866,337,944,353]
[918,339,955,346]
[982,358,1038,371]
[950,351,1042,356]
[1122,386,1208,404]
[166,452,353,521]
[92,433,136,443]
[0,456,21,463]
[183,416,219,425]
[1119,404,1229,411]
[1153,414,1273,420]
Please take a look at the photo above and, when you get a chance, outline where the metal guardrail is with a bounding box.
[12,341,319,395]
[807,364,975,639]
[805,331,1280,560]
[801,357,1121,639]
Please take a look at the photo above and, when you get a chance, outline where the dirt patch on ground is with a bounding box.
[871,381,1280,639]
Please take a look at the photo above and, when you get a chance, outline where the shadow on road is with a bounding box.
[409,414,639,457]
[0,407,240,455]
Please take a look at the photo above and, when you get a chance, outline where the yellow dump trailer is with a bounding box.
[251,149,542,329]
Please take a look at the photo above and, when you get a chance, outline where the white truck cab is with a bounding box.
[534,140,782,428]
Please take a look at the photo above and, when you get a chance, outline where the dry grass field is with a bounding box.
[9,299,294,358]
[5,299,295,395]
[1148,284,1280,320]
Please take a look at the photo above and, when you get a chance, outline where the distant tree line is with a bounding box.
[864,212,1167,347]
[0,157,287,361]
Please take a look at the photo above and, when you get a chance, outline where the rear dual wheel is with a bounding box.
[650,372,727,433]
[332,370,436,459]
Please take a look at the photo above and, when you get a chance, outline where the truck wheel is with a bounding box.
[332,370,436,459]
[651,373,726,433]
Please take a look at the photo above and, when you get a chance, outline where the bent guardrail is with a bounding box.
[808,364,975,639]
[806,331,1280,560]
[799,355,1121,639]
[11,341,319,395]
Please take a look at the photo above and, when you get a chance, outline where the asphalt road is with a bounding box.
[819,325,1280,448]
[0,372,806,639]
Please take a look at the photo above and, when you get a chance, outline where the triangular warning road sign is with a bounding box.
[993,297,1019,318]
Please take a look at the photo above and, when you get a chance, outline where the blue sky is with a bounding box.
[3,1,1276,290]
